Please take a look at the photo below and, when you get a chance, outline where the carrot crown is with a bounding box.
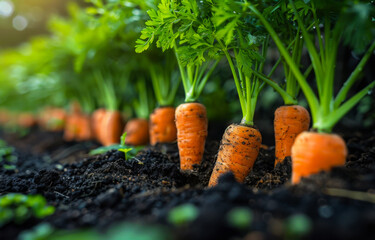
[250,0,375,133]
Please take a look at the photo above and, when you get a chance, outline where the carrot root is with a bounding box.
[75,114,93,141]
[124,118,149,146]
[208,124,262,186]
[101,110,124,146]
[92,108,107,144]
[291,131,347,184]
[175,103,208,171]
[150,107,177,145]
[274,105,310,166]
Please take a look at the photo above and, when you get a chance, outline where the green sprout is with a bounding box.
[89,132,142,160]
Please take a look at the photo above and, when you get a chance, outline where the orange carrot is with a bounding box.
[274,105,310,166]
[101,110,124,146]
[92,108,107,143]
[124,118,149,146]
[63,113,79,141]
[63,102,92,141]
[0,110,10,125]
[291,131,347,184]
[75,114,93,141]
[150,106,177,145]
[47,108,66,131]
[175,102,208,171]
[208,124,262,186]
[17,113,37,128]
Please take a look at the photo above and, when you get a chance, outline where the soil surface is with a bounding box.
[1,127,375,240]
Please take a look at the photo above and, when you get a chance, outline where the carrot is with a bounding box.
[64,102,93,142]
[150,106,177,145]
[274,105,310,166]
[47,108,66,131]
[291,131,347,184]
[101,110,124,146]
[75,114,93,141]
[175,102,208,171]
[92,108,107,143]
[208,124,262,186]
[63,113,79,141]
[17,113,37,128]
[0,110,10,125]
[124,118,149,146]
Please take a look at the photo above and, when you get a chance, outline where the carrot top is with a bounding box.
[148,51,180,107]
[250,0,375,132]
[135,0,220,103]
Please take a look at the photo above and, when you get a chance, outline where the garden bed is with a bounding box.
[1,127,375,240]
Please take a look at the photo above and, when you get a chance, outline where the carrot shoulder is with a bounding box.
[150,106,177,145]
[291,131,347,184]
[63,114,79,141]
[209,124,262,186]
[92,108,106,144]
[124,118,149,146]
[274,105,310,166]
[175,102,208,171]
[101,110,124,146]
[75,114,93,141]
[17,113,37,128]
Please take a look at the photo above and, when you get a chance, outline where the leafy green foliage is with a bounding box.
[89,132,142,160]
[250,0,375,132]
[0,193,55,227]
[0,139,17,170]
[208,0,274,124]
[338,1,375,53]
[167,203,199,226]
[136,0,221,102]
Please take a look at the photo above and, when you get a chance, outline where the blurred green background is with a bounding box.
[0,0,86,49]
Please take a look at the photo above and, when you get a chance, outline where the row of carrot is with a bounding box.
[1,0,374,187]
[0,99,341,187]
[0,104,178,148]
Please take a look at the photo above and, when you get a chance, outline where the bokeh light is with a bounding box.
[12,15,28,31]
[0,0,14,18]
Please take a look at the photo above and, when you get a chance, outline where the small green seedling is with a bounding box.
[0,193,55,227]
[167,204,199,226]
[285,214,312,239]
[227,207,253,230]
[89,133,142,160]
[0,139,17,170]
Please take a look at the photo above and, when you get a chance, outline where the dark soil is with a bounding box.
[1,128,375,240]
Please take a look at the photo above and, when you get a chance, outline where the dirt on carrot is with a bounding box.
[209,124,262,186]
[92,108,106,144]
[150,106,177,145]
[291,131,347,184]
[274,105,310,166]
[124,118,149,146]
[75,114,93,141]
[101,110,124,146]
[175,102,208,171]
